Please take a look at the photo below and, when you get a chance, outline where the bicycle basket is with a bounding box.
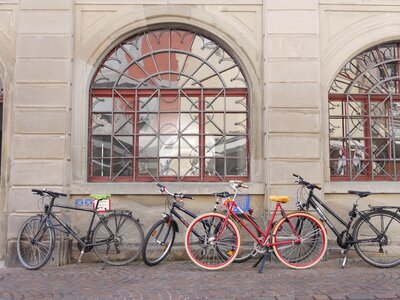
[233,194,251,213]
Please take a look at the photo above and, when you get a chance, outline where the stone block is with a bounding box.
[10,161,64,186]
[269,160,322,185]
[267,10,318,34]
[16,60,69,83]
[269,135,320,159]
[269,110,320,133]
[19,11,71,34]
[267,0,317,10]
[13,135,65,159]
[18,35,71,59]
[268,83,319,108]
[15,110,66,133]
[268,59,319,82]
[15,84,68,107]
[267,35,318,59]
[20,0,71,9]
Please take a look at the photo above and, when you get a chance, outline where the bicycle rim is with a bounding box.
[272,212,327,269]
[17,216,55,270]
[185,213,240,270]
[354,210,400,268]
[142,219,175,266]
[93,214,144,266]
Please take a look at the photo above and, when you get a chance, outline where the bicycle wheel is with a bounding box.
[272,212,327,269]
[142,219,176,266]
[353,209,400,268]
[233,214,260,263]
[93,213,144,266]
[185,212,240,270]
[17,215,55,270]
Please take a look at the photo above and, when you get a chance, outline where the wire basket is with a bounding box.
[233,194,251,213]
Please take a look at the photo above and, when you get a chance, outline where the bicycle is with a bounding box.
[184,181,328,271]
[293,173,400,268]
[142,183,260,266]
[17,189,144,270]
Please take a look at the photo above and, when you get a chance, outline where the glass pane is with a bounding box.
[91,158,110,177]
[180,114,198,134]
[92,114,112,135]
[205,136,224,157]
[138,136,158,158]
[205,95,224,111]
[180,158,199,177]
[159,158,178,176]
[114,94,134,112]
[226,96,247,112]
[226,113,247,134]
[138,158,157,177]
[92,136,111,158]
[113,136,132,157]
[139,113,158,134]
[181,136,199,157]
[226,158,247,176]
[205,113,224,134]
[114,114,133,135]
[226,136,247,157]
[92,96,112,112]
[160,135,179,156]
[112,158,132,177]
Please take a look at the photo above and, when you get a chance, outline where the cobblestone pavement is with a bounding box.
[0,256,399,300]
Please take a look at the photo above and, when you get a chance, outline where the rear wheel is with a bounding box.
[272,212,327,269]
[353,210,400,268]
[185,212,240,270]
[17,215,55,270]
[142,219,176,266]
[93,213,144,266]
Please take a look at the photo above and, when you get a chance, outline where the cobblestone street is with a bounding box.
[0,256,399,300]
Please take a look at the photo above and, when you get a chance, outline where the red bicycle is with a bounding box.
[185,181,328,271]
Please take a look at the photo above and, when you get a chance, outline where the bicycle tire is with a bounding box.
[233,214,261,263]
[353,209,400,268]
[93,213,144,266]
[272,212,327,269]
[185,212,240,270]
[142,219,176,266]
[17,215,55,270]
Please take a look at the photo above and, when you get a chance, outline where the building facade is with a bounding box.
[1,0,400,265]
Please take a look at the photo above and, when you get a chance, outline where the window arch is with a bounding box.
[329,41,400,181]
[89,28,249,182]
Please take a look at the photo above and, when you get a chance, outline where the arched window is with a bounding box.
[329,42,400,181]
[89,28,249,182]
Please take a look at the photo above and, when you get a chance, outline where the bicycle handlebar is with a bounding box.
[32,189,67,198]
[156,183,193,200]
[292,174,321,190]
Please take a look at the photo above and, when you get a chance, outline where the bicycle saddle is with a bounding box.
[269,196,289,203]
[348,190,371,198]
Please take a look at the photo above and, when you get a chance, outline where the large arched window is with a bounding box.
[329,42,400,181]
[89,28,249,182]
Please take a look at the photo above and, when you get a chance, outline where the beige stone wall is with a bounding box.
[2,0,400,265]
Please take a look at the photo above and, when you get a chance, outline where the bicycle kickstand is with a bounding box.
[253,251,271,274]
[341,249,348,269]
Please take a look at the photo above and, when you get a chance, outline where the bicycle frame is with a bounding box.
[39,200,120,249]
[221,200,301,248]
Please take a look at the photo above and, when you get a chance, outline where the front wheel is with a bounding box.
[185,212,240,270]
[17,215,55,270]
[93,213,144,266]
[353,210,400,268]
[272,212,327,269]
[142,219,176,266]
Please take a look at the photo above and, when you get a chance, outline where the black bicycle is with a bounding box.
[17,189,144,270]
[142,182,260,266]
[293,174,400,268]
